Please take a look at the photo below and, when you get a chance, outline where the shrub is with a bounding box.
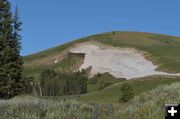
[98,82,111,90]
[89,77,98,85]
[119,83,134,103]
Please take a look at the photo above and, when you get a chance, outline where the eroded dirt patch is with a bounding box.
[70,44,180,79]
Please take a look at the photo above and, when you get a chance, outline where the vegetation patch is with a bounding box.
[0,82,180,119]
[88,73,125,92]
[31,69,88,96]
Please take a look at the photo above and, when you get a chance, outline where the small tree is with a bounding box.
[40,69,57,96]
[112,31,116,35]
[119,83,134,103]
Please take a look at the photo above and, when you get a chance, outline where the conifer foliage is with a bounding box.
[0,0,24,99]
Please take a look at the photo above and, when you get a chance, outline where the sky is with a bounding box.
[9,0,180,56]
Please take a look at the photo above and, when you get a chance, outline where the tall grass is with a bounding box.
[0,96,92,119]
[0,96,114,119]
[115,82,180,119]
[0,82,180,119]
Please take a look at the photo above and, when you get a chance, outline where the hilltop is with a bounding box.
[23,31,180,78]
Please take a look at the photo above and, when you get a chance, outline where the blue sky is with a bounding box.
[9,0,180,56]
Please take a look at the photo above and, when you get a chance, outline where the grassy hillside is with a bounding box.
[23,31,180,79]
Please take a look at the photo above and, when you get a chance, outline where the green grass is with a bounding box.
[23,38,88,63]
[23,53,84,78]
[87,73,125,93]
[52,53,84,71]
[62,76,180,103]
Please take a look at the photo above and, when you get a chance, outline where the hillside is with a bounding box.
[23,31,180,78]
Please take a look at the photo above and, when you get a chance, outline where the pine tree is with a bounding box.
[11,6,24,96]
[0,0,24,99]
[0,0,13,98]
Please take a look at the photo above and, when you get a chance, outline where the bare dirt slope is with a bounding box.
[70,44,180,79]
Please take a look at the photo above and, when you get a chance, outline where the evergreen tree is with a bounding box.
[0,0,24,98]
[11,6,24,95]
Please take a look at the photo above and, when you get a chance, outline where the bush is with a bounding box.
[112,31,116,34]
[98,82,111,90]
[119,83,134,103]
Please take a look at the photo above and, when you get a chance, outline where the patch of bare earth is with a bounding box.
[70,44,180,79]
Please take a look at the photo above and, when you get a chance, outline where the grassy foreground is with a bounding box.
[0,81,180,119]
